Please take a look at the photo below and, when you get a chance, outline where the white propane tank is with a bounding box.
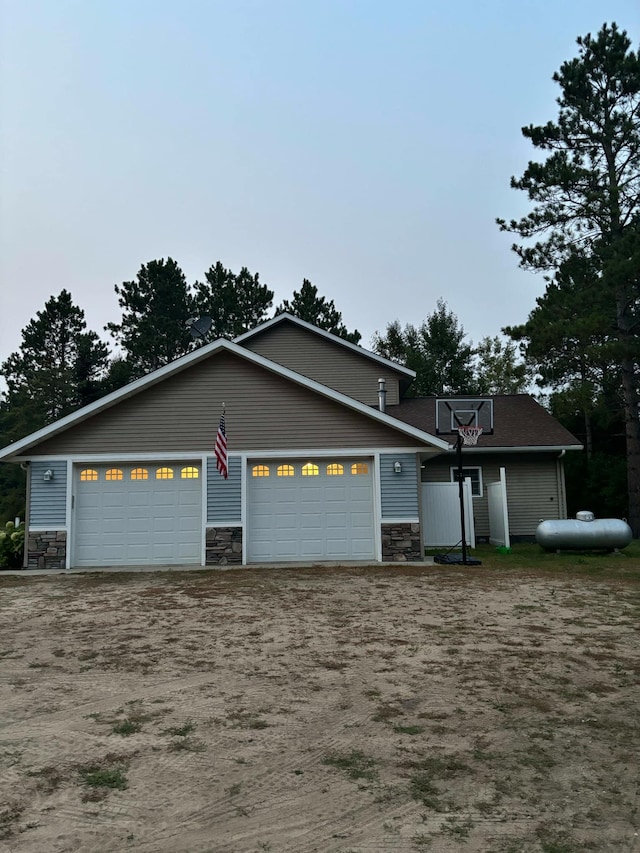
[536,512,632,551]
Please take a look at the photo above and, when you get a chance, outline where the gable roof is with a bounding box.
[388,395,582,451]
[234,313,415,381]
[0,338,450,461]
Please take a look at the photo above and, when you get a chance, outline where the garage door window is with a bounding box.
[131,467,149,480]
[302,463,319,476]
[252,465,270,477]
[181,466,199,479]
[106,468,123,481]
[351,463,369,475]
[156,467,174,480]
[80,469,98,482]
[277,464,294,477]
[327,463,344,476]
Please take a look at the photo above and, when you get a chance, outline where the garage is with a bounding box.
[73,462,202,567]
[247,457,376,562]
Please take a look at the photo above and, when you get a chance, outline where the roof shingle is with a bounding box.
[387,395,581,449]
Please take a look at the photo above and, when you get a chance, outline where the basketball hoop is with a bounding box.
[457,426,483,446]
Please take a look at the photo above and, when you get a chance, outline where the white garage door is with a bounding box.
[73,463,202,567]
[247,458,376,562]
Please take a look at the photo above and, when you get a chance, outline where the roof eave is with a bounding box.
[451,445,584,454]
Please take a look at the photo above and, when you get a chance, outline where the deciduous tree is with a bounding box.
[473,336,529,395]
[373,300,474,396]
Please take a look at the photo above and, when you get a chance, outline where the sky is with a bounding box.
[1,0,639,366]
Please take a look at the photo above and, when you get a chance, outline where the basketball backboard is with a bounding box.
[435,398,494,435]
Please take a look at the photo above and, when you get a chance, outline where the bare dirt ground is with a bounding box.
[1,565,639,853]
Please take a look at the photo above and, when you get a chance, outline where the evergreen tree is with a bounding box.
[277,279,361,344]
[193,262,273,339]
[1,290,109,429]
[106,258,194,378]
[0,291,108,521]
[505,252,616,457]
[373,300,474,396]
[497,23,640,533]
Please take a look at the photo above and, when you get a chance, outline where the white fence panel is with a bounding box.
[488,467,510,547]
[422,480,475,548]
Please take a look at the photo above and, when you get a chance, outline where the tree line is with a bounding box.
[0,262,525,522]
[1,22,638,534]
[498,22,640,532]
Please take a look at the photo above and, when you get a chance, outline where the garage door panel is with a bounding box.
[300,539,324,557]
[103,493,125,507]
[129,492,151,507]
[326,513,347,529]
[74,463,202,567]
[325,486,347,501]
[248,458,375,562]
[275,540,298,558]
[351,538,374,558]
[351,512,374,528]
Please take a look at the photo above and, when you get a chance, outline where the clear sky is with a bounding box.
[1,0,638,364]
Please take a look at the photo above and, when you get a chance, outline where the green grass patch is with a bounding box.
[322,750,379,782]
[79,765,128,791]
[393,724,425,735]
[163,720,195,737]
[112,720,142,736]
[455,542,640,580]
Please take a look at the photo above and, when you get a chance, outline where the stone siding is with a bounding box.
[28,530,67,569]
[381,522,422,562]
[206,527,243,566]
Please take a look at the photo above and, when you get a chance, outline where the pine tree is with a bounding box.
[277,279,361,344]
[106,258,194,377]
[1,290,109,429]
[497,23,640,531]
[193,262,274,338]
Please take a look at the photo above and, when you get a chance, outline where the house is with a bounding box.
[0,314,581,569]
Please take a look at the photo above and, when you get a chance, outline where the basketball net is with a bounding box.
[457,425,483,446]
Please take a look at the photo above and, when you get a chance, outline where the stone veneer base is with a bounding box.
[206,527,243,566]
[28,530,67,569]
[381,522,422,562]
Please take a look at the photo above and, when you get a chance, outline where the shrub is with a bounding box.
[0,521,25,569]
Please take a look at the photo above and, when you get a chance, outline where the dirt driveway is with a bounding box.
[1,565,639,852]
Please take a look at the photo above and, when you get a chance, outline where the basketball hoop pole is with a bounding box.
[456,433,469,565]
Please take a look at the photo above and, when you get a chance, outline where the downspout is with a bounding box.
[378,378,386,413]
[556,450,566,520]
[21,462,30,569]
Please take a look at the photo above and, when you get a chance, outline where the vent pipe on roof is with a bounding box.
[378,378,387,413]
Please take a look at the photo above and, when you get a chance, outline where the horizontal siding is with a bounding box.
[30,461,67,526]
[207,456,241,523]
[422,453,564,537]
[505,458,563,534]
[33,353,420,455]
[242,323,402,406]
[380,453,418,518]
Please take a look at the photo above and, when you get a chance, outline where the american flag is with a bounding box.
[215,412,228,479]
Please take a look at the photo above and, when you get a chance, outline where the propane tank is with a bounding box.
[536,513,632,551]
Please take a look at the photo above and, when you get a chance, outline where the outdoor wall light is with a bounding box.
[393,461,402,474]
[43,469,54,481]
